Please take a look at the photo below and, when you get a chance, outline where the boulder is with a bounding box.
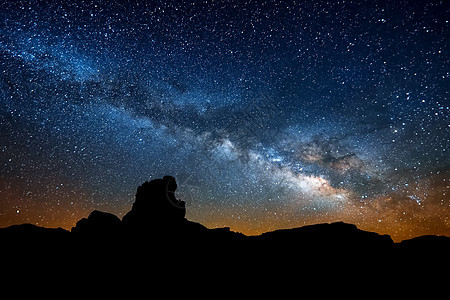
[72,210,122,235]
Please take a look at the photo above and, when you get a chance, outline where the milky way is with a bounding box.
[1,0,449,241]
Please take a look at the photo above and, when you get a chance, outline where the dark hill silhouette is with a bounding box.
[254,221,394,252]
[1,176,449,264]
[0,223,70,236]
[398,234,450,254]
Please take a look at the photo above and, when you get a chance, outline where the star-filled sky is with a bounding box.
[1,0,449,241]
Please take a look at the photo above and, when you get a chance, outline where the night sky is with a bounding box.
[1,0,449,241]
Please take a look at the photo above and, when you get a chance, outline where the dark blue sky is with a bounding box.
[1,0,449,240]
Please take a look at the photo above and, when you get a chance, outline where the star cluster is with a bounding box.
[1,0,449,241]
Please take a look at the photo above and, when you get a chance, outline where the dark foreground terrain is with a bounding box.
[2,176,449,281]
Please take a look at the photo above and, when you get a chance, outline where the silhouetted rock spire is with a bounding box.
[122,176,187,230]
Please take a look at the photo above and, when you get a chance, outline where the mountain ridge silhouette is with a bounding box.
[1,176,449,260]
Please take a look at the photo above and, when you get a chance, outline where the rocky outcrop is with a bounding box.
[122,175,187,230]
[72,210,122,235]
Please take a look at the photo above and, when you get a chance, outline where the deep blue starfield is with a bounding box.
[1,0,449,241]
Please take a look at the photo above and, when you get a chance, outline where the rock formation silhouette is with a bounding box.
[121,176,187,229]
[71,210,122,235]
[1,176,449,261]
